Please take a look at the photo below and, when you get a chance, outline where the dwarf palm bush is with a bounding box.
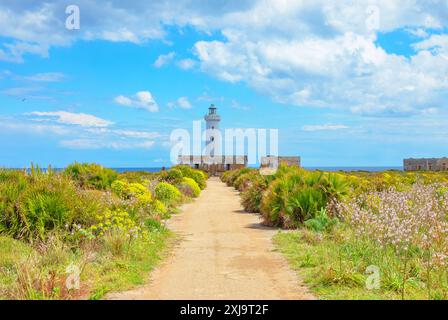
[234,170,259,192]
[260,171,336,228]
[164,168,184,185]
[261,176,294,227]
[304,208,338,232]
[322,173,350,199]
[64,162,117,190]
[1,171,82,241]
[241,177,269,213]
[286,186,327,225]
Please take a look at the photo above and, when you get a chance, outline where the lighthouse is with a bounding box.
[204,104,221,157]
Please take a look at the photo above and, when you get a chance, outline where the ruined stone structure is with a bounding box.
[178,155,248,175]
[403,158,448,171]
[260,156,301,168]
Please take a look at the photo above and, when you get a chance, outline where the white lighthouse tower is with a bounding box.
[204,104,221,158]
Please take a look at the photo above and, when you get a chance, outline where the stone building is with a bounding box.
[260,156,301,168]
[403,158,448,171]
[178,155,248,175]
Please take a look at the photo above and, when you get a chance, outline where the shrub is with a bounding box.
[111,180,128,198]
[111,180,151,202]
[179,177,201,198]
[154,182,181,207]
[0,169,108,242]
[304,208,338,232]
[190,171,206,189]
[261,177,293,227]
[64,162,117,190]
[149,200,169,219]
[76,208,142,240]
[260,171,332,228]
[234,170,258,192]
[224,168,253,187]
[173,165,207,189]
[286,186,328,225]
[9,175,78,241]
[118,171,156,183]
[241,177,268,213]
[322,173,350,200]
[128,183,150,198]
[164,169,183,184]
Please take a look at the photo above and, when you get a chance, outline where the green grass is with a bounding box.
[274,230,438,300]
[0,236,34,298]
[85,227,172,300]
[0,164,206,300]
[0,228,172,300]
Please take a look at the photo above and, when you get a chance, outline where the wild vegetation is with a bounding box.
[222,166,448,300]
[0,164,206,300]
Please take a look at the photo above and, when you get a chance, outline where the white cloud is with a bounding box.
[1,86,42,96]
[413,34,448,52]
[28,111,113,127]
[407,28,429,39]
[0,120,70,135]
[3,113,161,150]
[114,95,133,106]
[60,139,156,150]
[136,91,159,112]
[154,52,175,68]
[24,72,65,82]
[112,129,160,139]
[194,29,448,116]
[114,91,159,112]
[1,0,447,63]
[302,124,349,132]
[0,41,49,63]
[177,58,196,70]
[176,97,192,109]
[168,96,193,109]
[101,29,141,44]
[2,1,448,118]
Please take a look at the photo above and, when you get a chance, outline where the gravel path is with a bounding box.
[107,177,313,300]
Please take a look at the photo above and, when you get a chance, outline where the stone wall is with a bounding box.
[260,156,301,168]
[177,155,248,175]
[403,158,448,171]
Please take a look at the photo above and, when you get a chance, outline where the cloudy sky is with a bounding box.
[0,0,447,167]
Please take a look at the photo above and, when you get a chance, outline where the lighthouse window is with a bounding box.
[211,137,214,141]
[212,126,214,130]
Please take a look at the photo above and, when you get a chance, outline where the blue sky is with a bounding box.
[0,1,447,168]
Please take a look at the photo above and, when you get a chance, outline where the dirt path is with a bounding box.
[107,177,313,300]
